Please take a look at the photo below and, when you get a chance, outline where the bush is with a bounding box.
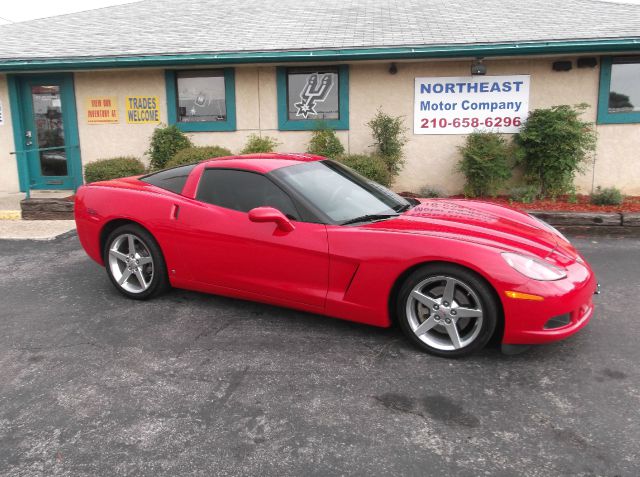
[457,131,513,197]
[509,185,539,203]
[166,146,233,168]
[367,109,408,177]
[337,154,392,187]
[306,125,345,159]
[147,124,192,170]
[515,104,596,197]
[84,157,145,183]
[241,134,279,154]
[418,186,444,198]
[590,186,623,205]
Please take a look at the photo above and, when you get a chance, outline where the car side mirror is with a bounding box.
[248,207,295,232]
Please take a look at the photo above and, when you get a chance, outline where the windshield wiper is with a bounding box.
[394,203,412,213]
[340,214,399,226]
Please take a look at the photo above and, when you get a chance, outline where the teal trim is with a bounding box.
[597,56,640,124]
[8,73,83,191]
[165,68,236,132]
[1,38,639,72]
[7,75,29,192]
[277,65,349,131]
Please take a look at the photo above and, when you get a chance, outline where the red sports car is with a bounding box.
[75,153,597,357]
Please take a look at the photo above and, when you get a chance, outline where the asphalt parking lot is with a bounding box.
[0,232,639,476]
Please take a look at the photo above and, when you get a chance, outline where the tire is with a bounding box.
[396,263,498,358]
[103,224,170,300]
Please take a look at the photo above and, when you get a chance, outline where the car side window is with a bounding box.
[196,169,300,220]
[139,164,196,194]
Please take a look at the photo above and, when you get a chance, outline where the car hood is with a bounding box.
[365,199,577,261]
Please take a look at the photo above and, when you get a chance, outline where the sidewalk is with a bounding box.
[0,191,76,240]
[0,220,76,240]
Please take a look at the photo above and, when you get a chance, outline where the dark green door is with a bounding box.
[15,74,82,190]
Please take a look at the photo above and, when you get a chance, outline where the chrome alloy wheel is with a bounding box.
[108,233,154,294]
[405,275,484,351]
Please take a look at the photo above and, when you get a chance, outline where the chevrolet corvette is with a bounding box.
[75,153,597,357]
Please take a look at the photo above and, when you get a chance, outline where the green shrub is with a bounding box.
[457,131,513,197]
[418,186,444,198]
[241,134,279,154]
[367,109,408,177]
[306,125,345,159]
[508,185,539,203]
[590,186,623,205]
[147,124,192,170]
[515,104,596,197]
[84,157,146,183]
[337,154,392,187]
[166,146,232,168]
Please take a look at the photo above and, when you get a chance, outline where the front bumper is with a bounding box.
[501,260,598,345]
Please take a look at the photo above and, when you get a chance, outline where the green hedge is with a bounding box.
[84,157,146,183]
[590,186,623,205]
[457,131,513,197]
[147,124,192,170]
[337,154,392,187]
[241,134,279,154]
[166,146,233,168]
[307,126,345,159]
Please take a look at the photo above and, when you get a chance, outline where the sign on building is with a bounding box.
[414,75,530,135]
[86,96,119,124]
[125,96,160,124]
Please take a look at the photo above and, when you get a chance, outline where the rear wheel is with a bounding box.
[397,264,498,358]
[103,224,169,300]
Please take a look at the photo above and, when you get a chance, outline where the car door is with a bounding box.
[175,168,329,309]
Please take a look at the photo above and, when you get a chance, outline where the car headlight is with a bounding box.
[502,252,567,281]
[529,214,570,244]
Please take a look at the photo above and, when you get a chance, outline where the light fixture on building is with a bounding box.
[471,58,486,76]
[389,62,398,75]
[552,60,573,71]
[577,57,598,68]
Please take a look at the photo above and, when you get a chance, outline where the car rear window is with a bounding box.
[139,164,196,194]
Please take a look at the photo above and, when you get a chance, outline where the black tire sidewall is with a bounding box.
[397,263,498,358]
[103,224,169,300]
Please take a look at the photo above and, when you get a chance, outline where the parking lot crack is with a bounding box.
[176,319,232,358]
[14,341,105,352]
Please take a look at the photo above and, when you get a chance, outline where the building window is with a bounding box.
[165,69,236,132]
[598,56,640,124]
[277,65,349,130]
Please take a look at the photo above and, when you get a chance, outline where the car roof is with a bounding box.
[201,153,325,173]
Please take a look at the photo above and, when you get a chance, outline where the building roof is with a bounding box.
[0,0,639,69]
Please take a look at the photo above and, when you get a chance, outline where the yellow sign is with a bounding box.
[86,97,118,124]
[126,96,160,124]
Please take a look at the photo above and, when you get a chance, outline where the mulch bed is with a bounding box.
[400,192,640,213]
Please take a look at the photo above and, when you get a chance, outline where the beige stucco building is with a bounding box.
[0,0,639,196]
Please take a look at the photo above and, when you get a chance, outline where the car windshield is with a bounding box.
[272,160,412,224]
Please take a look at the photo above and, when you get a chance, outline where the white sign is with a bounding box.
[0,100,3,126]
[414,75,530,135]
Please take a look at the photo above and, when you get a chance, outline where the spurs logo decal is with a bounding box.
[294,74,334,118]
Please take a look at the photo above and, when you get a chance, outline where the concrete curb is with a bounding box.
[0,210,21,220]
[527,210,639,227]
[1,210,638,241]
[0,220,76,241]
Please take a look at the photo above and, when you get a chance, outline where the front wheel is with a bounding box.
[103,224,169,300]
[397,264,498,358]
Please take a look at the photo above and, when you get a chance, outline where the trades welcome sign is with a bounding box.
[414,75,530,135]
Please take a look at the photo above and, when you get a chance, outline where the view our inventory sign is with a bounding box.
[414,75,530,135]
[86,96,118,124]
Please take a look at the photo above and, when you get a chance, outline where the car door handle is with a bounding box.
[171,204,180,220]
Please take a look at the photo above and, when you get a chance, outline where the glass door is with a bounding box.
[16,74,81,190]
